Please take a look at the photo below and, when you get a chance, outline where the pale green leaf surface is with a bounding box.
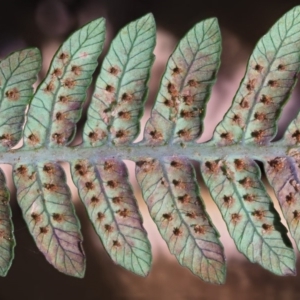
[0,48,41,150]
[201,157,295,275]
[136,157,225,284]
[13,162,85,277]
[23,18,105,148]
[213,6,300,146]
[143,18,221,145]
[0,169,15,276]
[83,14,155,147]
[71,158,151,276]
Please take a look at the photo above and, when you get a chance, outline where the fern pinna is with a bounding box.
[0,6,300,284]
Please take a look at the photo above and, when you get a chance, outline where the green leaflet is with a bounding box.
[71,158,151,276]
[201,158,295,275]
[213,6,300,146]
[0,169,15,276]
[13,162,85,277]
[0,48,41,150]
[264,155,300,252]
[83,14,155,146]
[23,18,106,148]
[136,157,225,284]
[263,105,300,252]
[143,18,221,145]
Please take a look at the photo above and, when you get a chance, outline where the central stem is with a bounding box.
[1,142,293,165]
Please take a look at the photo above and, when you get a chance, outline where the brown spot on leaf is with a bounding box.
[180,110,194,119]
[121,93,133,101]
[52,68,62,77]
[231,213,242,224]
[63,78,76,89]
[268,157,284,172]
[118,111,131,120]
[75,163,88,176]
[172,179,185,189]
[167,83,178,97]
[246,79,256,91]
[52,213,64,222]
[205,161,218,173]
[31,213,41,223]
[106,85,115,93]
[71,65,82,76]
[178,194,190,204]
[232,114,241,124]
[59,52,69,60]
[223,195,234,206]
[162,213,173,221]
[136,160,155,173]
[59,95,70,103]
[104,224,113,233]
[85,182,94,190]
[56,112,63,121]
[183,95,194,106]
[278,64,285,71]
[252,210,265,220]
[239,177,253,188]
[254,64,263,72]
[97,212,105,221]
[173,227,182,236]
[28,133,39,144]
[251,130,264,142]
[243,194,256,202]
[188,79,198,87]
[52,133,64,144]
[113,240,121,247]
[39,227,48,234]
[290,179,300,192]
[6,88,20,100]
[43,164,54,174]
[293,210,300,221]
[112,197,122,204]
[177,128,191,140]
[164,98,174,107]
[16,165,27,176]
[118,208,129,218]
[260,94,272,105]
[172,67,181,75]
[0,134,13,146]
[240,98,249,108]
[91,196,100,204]
[193,225,206,234]
[268,80,279,87]
[109,67,119,75]
[286,193,295,205]
[254,112,267,121]
[292,130,300,143]
[186,211,197,219]
[262,223,273,233]
[150,130,163,140]
[107,180,118,189]
[88,131,98,141]
[170,160,182,168]
[234,159,245,171]
[103,161,115,172]
[43,183,56,191]
[115,129,127,139]
[220,132,233,142]
[44,81,55,93]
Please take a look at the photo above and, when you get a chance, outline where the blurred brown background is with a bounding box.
[1,0,300,299]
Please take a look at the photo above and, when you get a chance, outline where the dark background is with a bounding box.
[1,0,300,299]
